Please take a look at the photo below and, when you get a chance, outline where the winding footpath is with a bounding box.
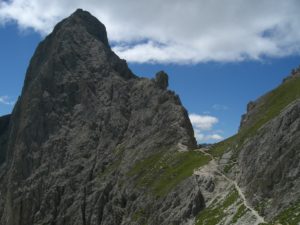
[196,149,266,225]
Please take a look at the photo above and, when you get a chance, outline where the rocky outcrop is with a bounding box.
[239,97,267,131]
[0,9,198,225]
[154,71,169,90]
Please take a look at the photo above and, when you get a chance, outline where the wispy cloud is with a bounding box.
[0,96,15,105]
[0,0,300,64]
[189,113,224,143]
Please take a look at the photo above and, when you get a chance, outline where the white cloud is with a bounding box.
[206,134,223,141]
[189,114,218,130]
[194,129,224,143]
[189,113,223,143]
[1,0,300,63]
[0,96,15,105]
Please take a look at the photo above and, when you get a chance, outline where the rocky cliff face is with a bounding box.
[0,9,202,225]
[238,99,300,220]
[235,73,300,223]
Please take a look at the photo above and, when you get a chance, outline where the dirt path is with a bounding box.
[196,149,266,225]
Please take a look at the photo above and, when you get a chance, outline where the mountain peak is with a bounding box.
[22,9,133,92]
[52,8,109,48]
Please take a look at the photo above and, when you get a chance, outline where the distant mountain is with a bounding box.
[0,9,299,225]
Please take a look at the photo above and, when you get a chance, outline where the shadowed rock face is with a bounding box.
[0,9,199,225]
[0,115,10,166]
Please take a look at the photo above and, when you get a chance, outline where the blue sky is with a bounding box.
[1,0,300,143]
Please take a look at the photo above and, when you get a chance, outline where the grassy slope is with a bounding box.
[211,76,300,160]
[239,76,300,140]
[128,150,210,197]
[269,200,300,225]
[195,189,243,225]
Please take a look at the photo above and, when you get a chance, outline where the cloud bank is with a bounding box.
[189,113,223,143]
[1,0,300,63]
